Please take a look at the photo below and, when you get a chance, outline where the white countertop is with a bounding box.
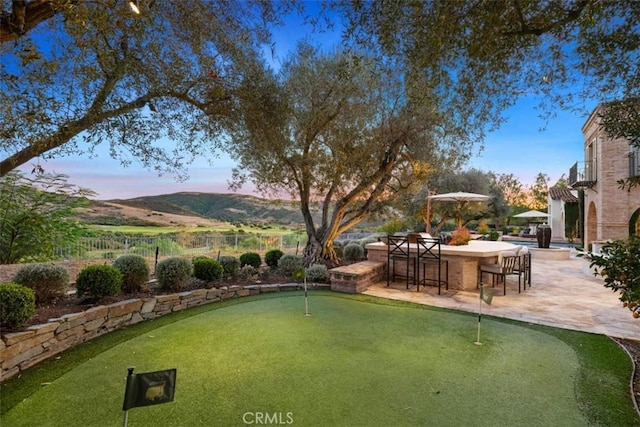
[366,240,520,258]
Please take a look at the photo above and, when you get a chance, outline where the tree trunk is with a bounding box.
[302,233,339,267]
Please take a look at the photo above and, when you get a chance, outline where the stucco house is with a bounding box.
[569,104,640,248]
[547,187,579,241]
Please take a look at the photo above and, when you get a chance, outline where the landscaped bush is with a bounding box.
[358,236,378,257]
[156,257,192,291]
[13,263,70,303]
[449,227,472,246]
[239,236,261,249]
[305,264,329,283]
[113,255,150,293]
[240,252,262,268]
[358,236,379,247]
[588,236,640,318]
[239,265,259,281]
[343,243,365,262]
[0,282,36,329]
[277,254,304,276]
[75,265,123,298]
[192,255,210,265]
[193,257,224,282]
[218,256,241,279]
[265,249,284,269]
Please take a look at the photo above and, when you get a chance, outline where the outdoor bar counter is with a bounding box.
[365,240,520,291]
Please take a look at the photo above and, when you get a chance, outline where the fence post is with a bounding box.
[124,237,128,255]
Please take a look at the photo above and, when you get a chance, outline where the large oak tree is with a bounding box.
[226,44,474,263]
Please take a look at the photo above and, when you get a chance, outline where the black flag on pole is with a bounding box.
[123,368,177,411]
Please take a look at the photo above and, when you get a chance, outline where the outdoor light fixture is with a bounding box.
[129,0,140,14]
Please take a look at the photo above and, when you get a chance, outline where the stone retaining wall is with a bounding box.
[0,283,328,382]
[329,261,386,293]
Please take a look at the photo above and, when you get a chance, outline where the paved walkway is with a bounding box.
[364,252,640,340]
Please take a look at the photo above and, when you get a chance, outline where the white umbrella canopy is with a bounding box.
[512,209,550,218]
[428,191,490,202]
[428,192,490,227]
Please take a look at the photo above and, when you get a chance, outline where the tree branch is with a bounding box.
[0,0,69,43]
[0,94,153,176]
[502,0,592,37]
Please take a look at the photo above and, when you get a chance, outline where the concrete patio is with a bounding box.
[364,250,640,340]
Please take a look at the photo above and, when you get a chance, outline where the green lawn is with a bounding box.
[1,293,637,426]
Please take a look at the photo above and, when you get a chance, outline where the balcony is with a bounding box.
[630,148,640,178]
[569,161,597,188]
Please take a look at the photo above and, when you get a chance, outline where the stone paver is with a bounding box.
[364,252,640,340]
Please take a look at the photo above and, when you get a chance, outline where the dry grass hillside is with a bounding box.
[74,200,229,229]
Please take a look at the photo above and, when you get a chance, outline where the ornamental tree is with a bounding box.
[588,236,640,318]
[0,171,93,263]
[226,43,473,263]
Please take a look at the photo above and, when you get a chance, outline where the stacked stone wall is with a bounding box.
[0,283,330,382]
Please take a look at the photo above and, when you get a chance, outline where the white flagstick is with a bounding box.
[474,285,484,346]
[304,275,311,317]
[123,367,134,427]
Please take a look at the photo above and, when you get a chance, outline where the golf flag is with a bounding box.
[123,368,177,411]
[480,286,493,305]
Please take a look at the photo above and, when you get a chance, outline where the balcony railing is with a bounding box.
[630,149,640,178]
[569,161,597,188]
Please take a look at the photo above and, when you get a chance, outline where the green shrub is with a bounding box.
[75,265,122,298]
[265,249,284,269]
[239,265,259,281]
[192,255,210,265]
[113,255,150,293]
[193,257,224,282]
[587,236,640,318]
[358,236,379,247]
[239,236,261,249]
[358,237,378,257]
[156,257,192,291]
[218,256,240,279]
[489,230,500,241]
[0,282,36,329]
[239,252,262,268]
[278,254,304,276]
[305,264,328,283]
[13,263,70,303]
[343,243,365,262]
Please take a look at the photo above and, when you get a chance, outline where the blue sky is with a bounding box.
[21,101,590,200]
[14,4,593,200]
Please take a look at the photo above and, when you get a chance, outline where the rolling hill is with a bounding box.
[102,192,315,227]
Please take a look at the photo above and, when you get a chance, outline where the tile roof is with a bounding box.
[549,187,579,203]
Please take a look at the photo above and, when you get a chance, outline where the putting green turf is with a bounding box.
[2,294,636,426]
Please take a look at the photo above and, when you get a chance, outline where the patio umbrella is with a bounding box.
[428,192,491,203]
[512,210,549,218]
[428,192,490,227]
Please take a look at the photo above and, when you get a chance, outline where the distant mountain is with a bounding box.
[107,192,315,227]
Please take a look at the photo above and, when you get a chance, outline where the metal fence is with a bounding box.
[56,233,306,261]
[54,232,383,262]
